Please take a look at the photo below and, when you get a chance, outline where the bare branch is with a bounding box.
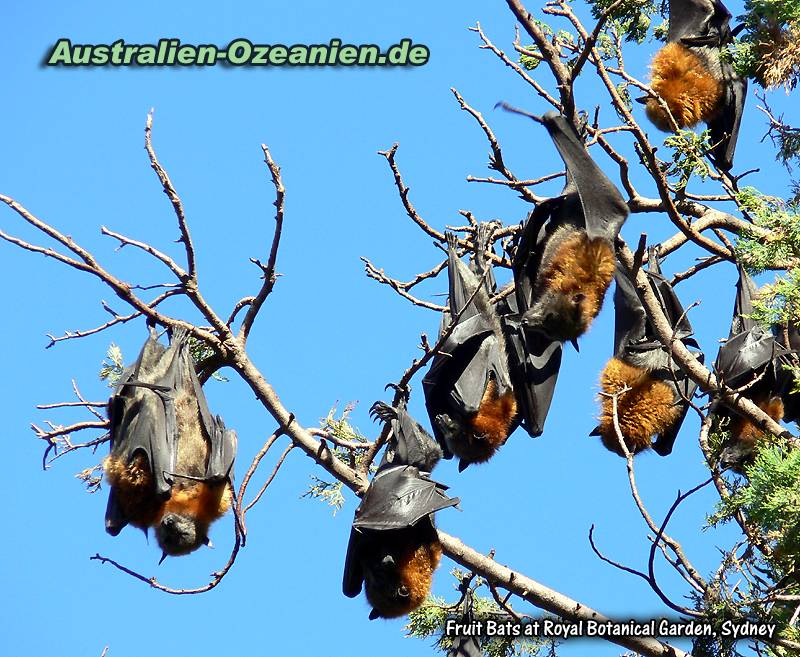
[238,143,286,343]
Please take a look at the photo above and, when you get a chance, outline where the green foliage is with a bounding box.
[406,571,557,657]
[741,0,800,33]
[735,0,800,89]
[99,343,125,386]
[734,188,800,326]
[739,445,800,566]
[301,403,373,515]
[663,130,712,190]
[303,476,345,513]
[588,0,661,43]
[710,440,800,575]
[187,335,228,382]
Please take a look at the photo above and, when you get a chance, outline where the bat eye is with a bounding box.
[398,585,410,598]
[572,293,585,304]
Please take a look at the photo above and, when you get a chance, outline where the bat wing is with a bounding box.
[449,635,482,657]
[541,111,629,241]
[715,268,790,387]
[668,0,731,43]
[707,67,747,172]
[353,465,459,531]
[372,401,443,472]
[614,259,702,456]
[469,222,498,295]
[612,266,650,356]
[446,232,482,322]
[105,328,183,534]
[105,328,237,535]
[424,233,512,450]
[504,204,566,437]
[342,526,365,598]
[501,297,562,437]
[181,348,237,481]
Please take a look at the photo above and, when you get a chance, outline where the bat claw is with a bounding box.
[369,401,396,423]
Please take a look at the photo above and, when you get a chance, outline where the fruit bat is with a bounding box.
[422,231,517,471]
[499,110,629,436]
[341,464,459,619]
[592,252,702,456]
[370,399,443,472]
[446,584,482,657]
[639,0,747,171]
[715,268,792,470]
[103,326,237,559]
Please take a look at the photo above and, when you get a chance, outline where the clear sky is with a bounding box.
[1,1,796,656]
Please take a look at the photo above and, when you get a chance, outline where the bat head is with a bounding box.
[156,512,208,557]
[361,525,440,619]
[521,288,588,342]
[436,413,495,468]
[363,551,413,618]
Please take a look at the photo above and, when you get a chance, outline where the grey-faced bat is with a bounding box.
[499,110,629,437]
[104,326,237,560]
[592,252,702,456]
[423,230,517,471]
[640,0,747,171]
[715,268,792,470]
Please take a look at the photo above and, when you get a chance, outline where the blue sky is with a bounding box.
[1,1,796,656]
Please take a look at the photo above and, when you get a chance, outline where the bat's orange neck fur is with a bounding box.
[467,378,517,463]
[731,396,785,446]
[646,42,723,130]
[543,233,616,322]
[103,454,232,529]
[597,357,682,456]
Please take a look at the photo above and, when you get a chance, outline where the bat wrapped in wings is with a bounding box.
[640,0,747,171]
[103,326,237,559]
[500,110,629,437]
[714,268,793,470]
[446,585,482,657]
[593,252,702,456]
[342,404,458,619]
[423,230,517,471]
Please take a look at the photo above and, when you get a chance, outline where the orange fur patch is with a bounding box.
[597,358,682,456]
[731,397,785,447]
[541,233,616,327]
[468,379,518,462]
[103,453,162,528]
[646,42,723,130]
[158,481,232,526]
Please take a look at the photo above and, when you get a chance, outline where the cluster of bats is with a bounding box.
[96,0,793,635]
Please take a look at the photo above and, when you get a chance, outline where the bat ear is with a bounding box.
[158,551,169,565]
[204,537,214,549]
[570,338,580,352]
[634,96,648,105]
[369,608,381,621]
[589,426,602,437]
[458,459,470,473]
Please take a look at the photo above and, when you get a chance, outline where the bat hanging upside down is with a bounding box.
[342,462,459,619]
[640,0,747,171]
[104,326,237,560]
[423,229,517,471]
[715,268,793,472]
[593,254,701,457]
